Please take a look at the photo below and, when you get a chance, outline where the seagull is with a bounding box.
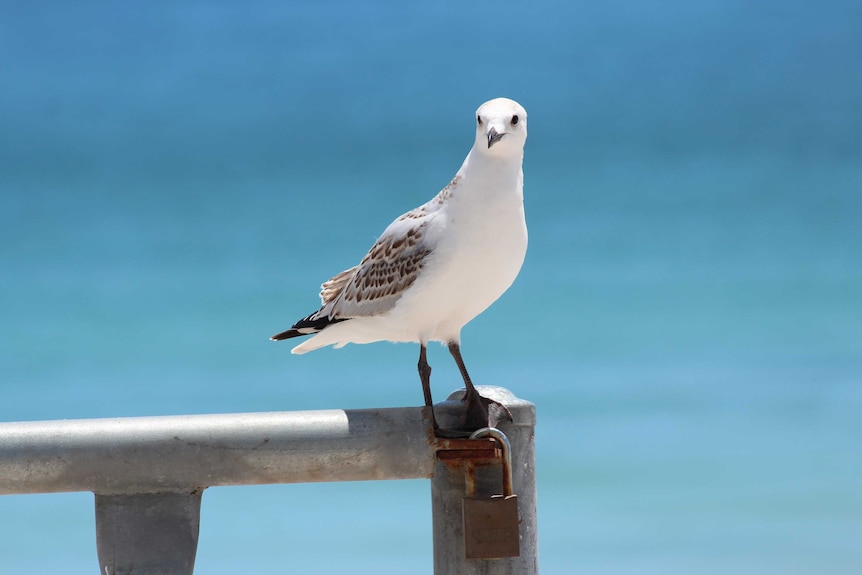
[271,97,528,435]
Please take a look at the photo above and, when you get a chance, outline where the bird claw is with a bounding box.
[433,389,512,437]
[485,397,513,428]
[432,424,474,439]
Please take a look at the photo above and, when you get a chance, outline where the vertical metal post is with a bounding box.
[95,490,203,575]
[431,386,538,575]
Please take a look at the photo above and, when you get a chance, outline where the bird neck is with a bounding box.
[460,147,523,186]
[441,149,523,214]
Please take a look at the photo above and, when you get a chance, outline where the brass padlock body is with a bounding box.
[461,427,521,560]
[463,493,520,559]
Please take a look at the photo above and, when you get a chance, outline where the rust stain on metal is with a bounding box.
[422,406,504,467]
[433,438,501,469]
[464,459,477,498]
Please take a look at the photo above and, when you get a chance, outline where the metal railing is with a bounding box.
[0,386,537,575]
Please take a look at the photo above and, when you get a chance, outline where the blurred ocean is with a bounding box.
[1,1,860,573]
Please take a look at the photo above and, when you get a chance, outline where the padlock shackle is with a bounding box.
[468,427,514,497]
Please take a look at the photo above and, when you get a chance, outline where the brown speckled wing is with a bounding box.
[318,266,358,307]
[325,221,433,318]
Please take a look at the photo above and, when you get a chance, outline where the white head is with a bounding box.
[474,97,528,157]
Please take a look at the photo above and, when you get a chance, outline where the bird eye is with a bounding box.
[477,115,483,125]
[511,115,519,126]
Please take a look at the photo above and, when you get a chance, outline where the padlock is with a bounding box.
[462,427,520,559]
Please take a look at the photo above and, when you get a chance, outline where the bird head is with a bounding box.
[474,98,528,156]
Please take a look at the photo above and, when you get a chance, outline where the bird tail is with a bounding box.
[270,312,349,342]
[270,328,308,341]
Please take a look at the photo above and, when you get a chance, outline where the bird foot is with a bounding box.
[433,389,512,437]
[432,424,474,439]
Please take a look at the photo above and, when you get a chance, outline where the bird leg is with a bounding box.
[420,342,513,437]
[419,344,450,436]
[447,342,512,431]
[419,344,433,408]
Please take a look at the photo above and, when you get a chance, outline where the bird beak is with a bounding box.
[487,126,505,148]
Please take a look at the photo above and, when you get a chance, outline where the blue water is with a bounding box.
[2,1,861,573]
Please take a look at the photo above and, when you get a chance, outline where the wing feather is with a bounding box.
[319,266,358,306]
[315,218,433,319]
[272,184,455,340]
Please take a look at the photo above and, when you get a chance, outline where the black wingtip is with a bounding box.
[270,329,302,341]
[270,313,350,342]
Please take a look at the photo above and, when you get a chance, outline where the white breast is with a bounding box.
[392,165,528,343]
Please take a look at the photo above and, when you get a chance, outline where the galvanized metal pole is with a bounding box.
[0,407,436,575]
[95,491,202,575]
[0,407,435,494]
[0,391,538,574]
[431,386,538,575]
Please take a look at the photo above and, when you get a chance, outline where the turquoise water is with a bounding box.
[2,1,861,573]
